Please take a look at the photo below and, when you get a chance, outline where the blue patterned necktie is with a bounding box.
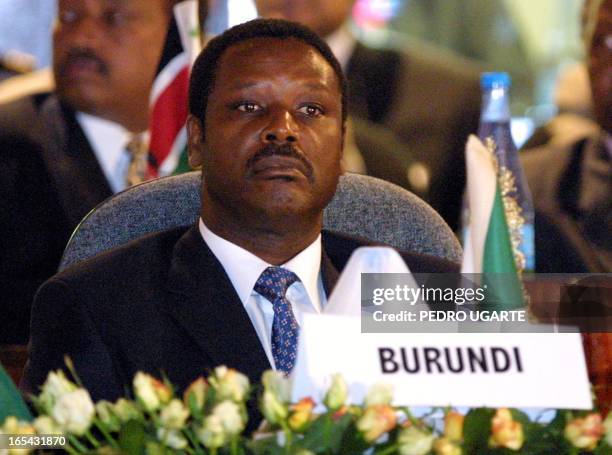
[254,267,301,375]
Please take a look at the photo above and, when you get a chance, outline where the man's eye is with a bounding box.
[102,10,129,27]
[236,103,261,113]
[58,9,79,24]
[297,105,324,117]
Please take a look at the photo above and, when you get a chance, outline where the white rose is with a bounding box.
[159,399,189,429]
[32,416,63,435]
[398,426,436,455]
[94,401,120,432]
[196,414,226,449]
[42,371,77,398]
[0,418,36,455]
[261,390,288,425]
[156,427,188,449]
[364,383,394,407]
[1,416,19,433]
[211,401,245,436]
[210,366,250,402]
[262,370,291,403]
[183,377,207,412]
[604,412,612,447]
[323,374,347,411]
[112,398,141,422]
[51,389,95,436]
[133,372,161,412]
[1,417,36,435]
[356,405,397,443]
[39,371,77,413]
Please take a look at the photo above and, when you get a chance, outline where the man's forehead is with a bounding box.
[58,0,164,9]
[217,37,337,82]
[599,3,612,25]
[223,37,317,60]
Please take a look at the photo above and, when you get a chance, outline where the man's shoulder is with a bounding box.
[52,225,191,288]
[0,91,54,130]
[353,39,480,87]
[520,136,589,203]
[322,230,459,273]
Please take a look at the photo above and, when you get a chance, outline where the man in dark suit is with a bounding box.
[521,0,611,273]
[0,0,174,343]
[254,0,482,231]
[22,19,457,415]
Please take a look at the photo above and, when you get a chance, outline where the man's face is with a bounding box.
[188,37,344,229]
[254,0,356,38]
[588,0,612,134]
[53,0,170,130]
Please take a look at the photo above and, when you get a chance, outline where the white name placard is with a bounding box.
[292,314,592,410]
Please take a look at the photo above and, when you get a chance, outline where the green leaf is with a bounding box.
[299,413,353,453]
[118,419,146,455]
[145,441,167,455]
[245,435,285,455]
[462,408,495,454]
[187,392,203,421]
[338,421,370,454]
[520,421,568,454]
[594,442,612,455]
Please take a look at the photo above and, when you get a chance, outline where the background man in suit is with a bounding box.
[0,0,176,343]
[22,19,456,422]
[254,0,482,231]
[521,0,611,273]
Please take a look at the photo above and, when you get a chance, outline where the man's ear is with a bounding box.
[187,114,205,169]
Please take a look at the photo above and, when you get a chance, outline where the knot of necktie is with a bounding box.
[254,266,300,303]
[125,133,149,187]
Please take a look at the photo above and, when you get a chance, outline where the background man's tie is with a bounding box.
[125,133,149,187]
[254,267,301,375]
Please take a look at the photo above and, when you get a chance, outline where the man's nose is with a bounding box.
[261,110,299,144]
[61,16,105,47]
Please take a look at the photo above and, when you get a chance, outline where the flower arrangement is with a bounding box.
[2,362,611,454]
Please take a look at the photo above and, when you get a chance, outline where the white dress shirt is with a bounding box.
[76,112,149,193]
[198,219,327,369]
[325,24,357,70]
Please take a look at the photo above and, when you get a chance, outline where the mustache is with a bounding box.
[58,48,109,76]
[247,143,314,181]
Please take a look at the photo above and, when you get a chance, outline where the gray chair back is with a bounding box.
[59,172,461,271]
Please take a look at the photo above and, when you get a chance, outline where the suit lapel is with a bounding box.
[163,226,271,384]
[39,96,112,228]
[320,246,340,297]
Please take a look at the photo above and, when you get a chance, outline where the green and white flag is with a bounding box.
[462,135,525,310]
[0,363,31,422]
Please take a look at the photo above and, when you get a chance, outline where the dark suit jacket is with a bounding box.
[521,133,611,272]
[0,92,112,343]
[22,225,457,425]
[346,42,482,231]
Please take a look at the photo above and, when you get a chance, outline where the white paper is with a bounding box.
[292,314,592,410]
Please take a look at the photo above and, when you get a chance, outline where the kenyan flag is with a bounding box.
[149,0,201,177]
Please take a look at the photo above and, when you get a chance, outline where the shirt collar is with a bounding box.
[76,112,130,193]
[198,218,322,308]
[325,24,357,70]
[75,112,149,193]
